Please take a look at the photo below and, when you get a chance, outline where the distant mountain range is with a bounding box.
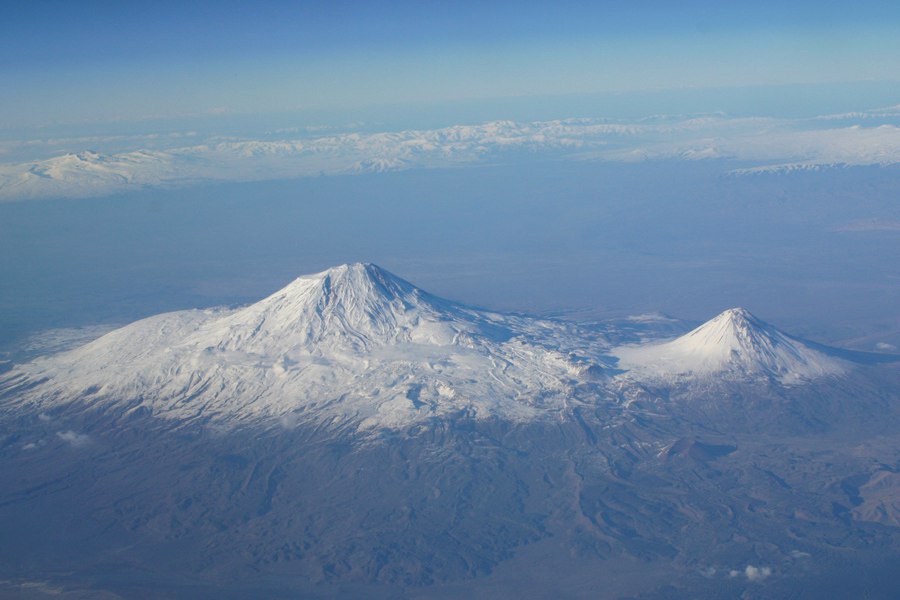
[1,264,898,598]
[3,112,899,201]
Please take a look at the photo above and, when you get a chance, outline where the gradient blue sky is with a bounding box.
[3,1,900,129]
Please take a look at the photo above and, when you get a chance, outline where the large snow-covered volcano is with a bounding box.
[2,263,609,430]
[613,307,847,384]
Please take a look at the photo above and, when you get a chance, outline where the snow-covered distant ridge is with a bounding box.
[613,307,847,384]
[2,114,900,201]
[0,120,589,201]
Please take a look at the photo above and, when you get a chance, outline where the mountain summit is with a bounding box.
[613,307,847,384]
[188,262,479,353]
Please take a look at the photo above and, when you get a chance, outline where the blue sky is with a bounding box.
[3,1,900,128]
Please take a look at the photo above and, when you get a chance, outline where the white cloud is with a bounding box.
[56,430,91,447]
[744,565,772,581]
[731,564,772,581]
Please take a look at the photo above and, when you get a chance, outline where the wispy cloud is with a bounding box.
[832,218,900,233]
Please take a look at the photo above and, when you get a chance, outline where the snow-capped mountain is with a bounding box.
[2,265,899,598]
[613,307,847,384]
[2,263,609,430]
[1,269,867,434]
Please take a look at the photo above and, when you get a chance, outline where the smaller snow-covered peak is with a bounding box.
[614,308,846,384]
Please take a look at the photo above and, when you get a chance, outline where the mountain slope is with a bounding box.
[2,263,609,431]
[612,307,847,384]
